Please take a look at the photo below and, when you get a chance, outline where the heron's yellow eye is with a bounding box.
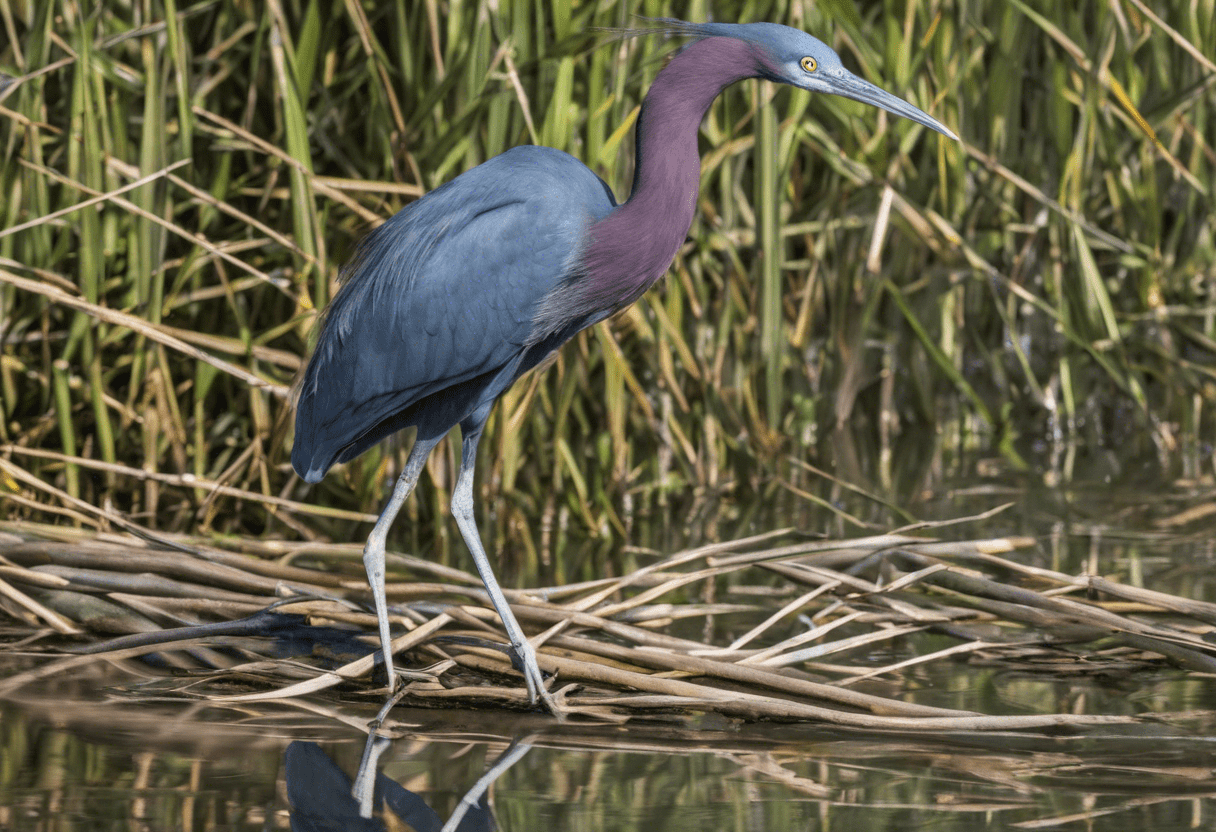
[800,56,817,72]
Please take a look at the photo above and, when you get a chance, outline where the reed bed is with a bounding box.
[1,517,1213,732]
[1,1,1215,576]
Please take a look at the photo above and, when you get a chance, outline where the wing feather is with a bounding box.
[293,147,615,481]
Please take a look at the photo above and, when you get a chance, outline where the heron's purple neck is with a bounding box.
[540,38,763,334]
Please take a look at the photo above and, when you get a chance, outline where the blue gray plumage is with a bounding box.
[293,147,616,482]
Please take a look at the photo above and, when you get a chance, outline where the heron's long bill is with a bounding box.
[828,73,958,141]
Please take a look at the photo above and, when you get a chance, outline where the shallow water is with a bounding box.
[4,694,1215,831]
[3,478,1216,831]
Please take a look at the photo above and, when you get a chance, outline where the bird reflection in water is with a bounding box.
[285,735,530,832]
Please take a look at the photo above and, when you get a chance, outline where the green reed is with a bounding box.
[0,0,1212,578]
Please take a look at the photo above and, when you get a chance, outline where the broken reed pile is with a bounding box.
[2,1,1215,573]
[2,520,1213,729]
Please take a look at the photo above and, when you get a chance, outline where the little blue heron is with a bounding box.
[292,19,956,713]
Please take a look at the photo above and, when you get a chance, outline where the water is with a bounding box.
[3,479,1216,830]
[4,694,1215,831]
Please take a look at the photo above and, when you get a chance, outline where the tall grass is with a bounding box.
[0,0,1212,579]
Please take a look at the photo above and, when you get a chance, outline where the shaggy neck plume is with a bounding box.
[536,37,762,336]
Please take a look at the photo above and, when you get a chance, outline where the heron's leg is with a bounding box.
[364,435,441,689]
[450,425,557,713]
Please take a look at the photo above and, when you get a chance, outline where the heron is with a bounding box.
[292,19,956,713]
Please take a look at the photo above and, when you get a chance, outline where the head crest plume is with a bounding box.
[596,17,725,44]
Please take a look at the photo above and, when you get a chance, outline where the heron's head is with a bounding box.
[653,20,957,141]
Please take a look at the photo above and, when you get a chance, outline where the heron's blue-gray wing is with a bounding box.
[292,147,615,482]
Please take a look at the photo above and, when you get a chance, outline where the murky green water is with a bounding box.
[3,695,1215,831]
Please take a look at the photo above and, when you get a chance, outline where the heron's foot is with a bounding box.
[510,639,562,718]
